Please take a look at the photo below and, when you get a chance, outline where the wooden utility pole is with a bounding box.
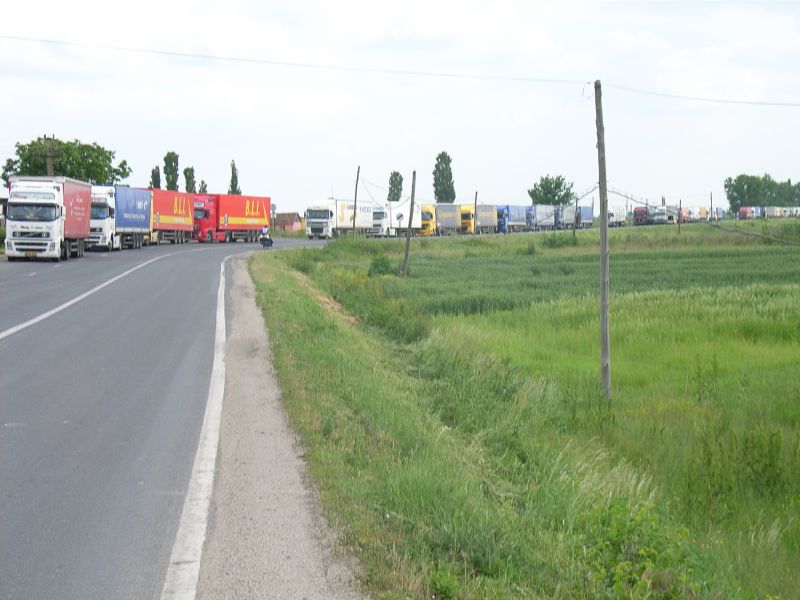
[678,199,682,234]
[400,171,416,276]
[45,135,55,177]
[573,195,579,238]
[472,191,478,236]
[594,80,612,402]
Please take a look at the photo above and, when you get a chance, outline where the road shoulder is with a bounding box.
[197,254,364,599]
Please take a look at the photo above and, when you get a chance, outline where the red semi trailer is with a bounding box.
[150,189,194,244]
[193,194,271,243]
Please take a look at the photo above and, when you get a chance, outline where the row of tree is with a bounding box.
[724,174,800,212]
[385,150,577,206]
[1,136,242,195]
[147,153,241,195]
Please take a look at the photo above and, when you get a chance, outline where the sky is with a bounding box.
[1,0,798,214]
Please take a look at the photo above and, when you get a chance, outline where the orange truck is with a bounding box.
[150,189,194,244]
[193,194,270,243]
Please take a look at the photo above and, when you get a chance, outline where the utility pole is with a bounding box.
[400,171,416,276]
[678,199,682,234]
[573,194,579,238]
[594,80,611,402]
[710,191,713,222]
[351,165,360,238]
[473,191,478,236]
[45,135,55,177]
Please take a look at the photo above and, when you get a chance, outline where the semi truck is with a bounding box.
[5,176,90,261]
[419,204,436,236]
[608,206,626,227]
[496,205,527,233]
[193,194,270,243]
[460,204,497,234]
[151,189,194,243]
[383,199,422,236]
[533,204,556,230]
[435,203,461,235]
[305,199,374,239]
[89,186,152,250]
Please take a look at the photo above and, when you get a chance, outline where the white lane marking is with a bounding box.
[0,253,175,342]
[28,272,37,277]
[161,257,228,600]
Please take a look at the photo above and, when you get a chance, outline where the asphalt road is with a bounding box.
[0,237,323,600]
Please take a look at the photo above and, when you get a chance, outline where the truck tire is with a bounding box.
[62,242,69,261]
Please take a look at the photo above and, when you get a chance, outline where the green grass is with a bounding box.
[250,221,800,599]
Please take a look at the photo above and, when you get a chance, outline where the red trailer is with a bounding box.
[150,189,194,244]
[193,194,270,243]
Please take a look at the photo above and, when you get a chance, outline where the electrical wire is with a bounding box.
[4,34,799,107]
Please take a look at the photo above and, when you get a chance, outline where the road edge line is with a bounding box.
[160,257,228,600]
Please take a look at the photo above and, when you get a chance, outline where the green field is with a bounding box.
[250,222,800,599]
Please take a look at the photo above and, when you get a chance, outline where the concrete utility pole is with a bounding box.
[594,80,612,402]
[351,165,360,238]
[400,171,416,276]
[45,135,55,177]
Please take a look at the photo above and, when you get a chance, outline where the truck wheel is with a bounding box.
[62,242,69,261]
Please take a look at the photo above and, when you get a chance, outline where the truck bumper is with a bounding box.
[5,239,60,259]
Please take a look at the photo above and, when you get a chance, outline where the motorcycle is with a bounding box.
[258,232,273,249]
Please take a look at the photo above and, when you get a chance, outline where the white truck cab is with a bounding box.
[89,186,119,250]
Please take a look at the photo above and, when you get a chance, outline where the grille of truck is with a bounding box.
[11,240,49,252]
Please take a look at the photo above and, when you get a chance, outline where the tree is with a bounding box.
[527,175,575,206]
[198,180,208,193]
[163,151,180,191]
[150,166,161,189]
[723,173,799,211]
[432,151,456,203]
[228,160,241,195]
[387,171,403,202]
[183,166,197,193]
[2,136,131,184]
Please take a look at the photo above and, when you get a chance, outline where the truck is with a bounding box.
[435,203,461,235]
[419,204,436,236]
[151,189,194,243]
[5,176,91,261]
[305,199,373,239]
[533,204,556,230]
[385,199,422,236]
[608,206,626,227]
[89,186,152,250]
[496,205,527,233]
[633,206,649,225]
[193,194,270,243]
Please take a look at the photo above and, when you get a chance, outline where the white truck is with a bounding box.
[372,199,422,237]
[5,176,91,261]
[89,186,152,250]
[305,199,374,239]
[608,206,627,227]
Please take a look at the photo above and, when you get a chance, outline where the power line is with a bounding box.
[5,34,799,107]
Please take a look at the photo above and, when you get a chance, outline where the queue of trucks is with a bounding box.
[305,200,597,239]
[4,175,271,261]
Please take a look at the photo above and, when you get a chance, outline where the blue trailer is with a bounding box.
[497,204,528,233]
[578,206,594,228]
[90,185,152,250]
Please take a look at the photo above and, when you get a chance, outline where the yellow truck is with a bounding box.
[419,204,436,236]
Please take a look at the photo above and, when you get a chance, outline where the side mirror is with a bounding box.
[109,208,115,218]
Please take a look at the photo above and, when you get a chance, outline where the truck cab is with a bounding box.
[89,186,118,250]
[305,205,335,239]
[460,205,475,235]
[419,204,436,236]
[193,196,217,242]
[5,183,64,259]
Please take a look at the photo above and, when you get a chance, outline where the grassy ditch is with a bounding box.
[250,223,800,598]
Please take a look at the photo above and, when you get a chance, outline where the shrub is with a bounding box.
[368,254,395,277]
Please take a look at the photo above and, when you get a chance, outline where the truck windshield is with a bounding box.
[7,202,58,222]
[373,212,386,219]
[421,211,433,220]
[91,204,110,219]
[10,191,56,200]
[194,208,208,220]
[307,209,330,219]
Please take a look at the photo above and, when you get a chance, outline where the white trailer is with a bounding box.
[305,199,375,239]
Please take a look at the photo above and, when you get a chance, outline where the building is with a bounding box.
[273,212,303,232]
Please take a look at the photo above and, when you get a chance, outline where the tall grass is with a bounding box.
[250,224,800,598]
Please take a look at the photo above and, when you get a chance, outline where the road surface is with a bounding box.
[0,237,354,600]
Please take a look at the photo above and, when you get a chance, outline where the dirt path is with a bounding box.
[197,255,364,599]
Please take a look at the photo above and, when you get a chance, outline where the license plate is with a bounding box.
[25,252,37,257]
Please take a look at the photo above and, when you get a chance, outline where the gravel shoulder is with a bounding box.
[197,254,364,599]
